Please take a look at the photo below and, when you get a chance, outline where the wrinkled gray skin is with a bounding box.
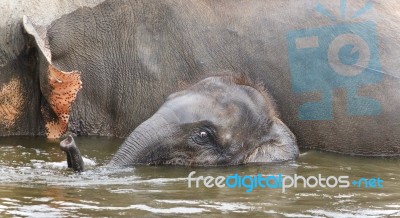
[2,0,400,156]
[0,0,105,136]
[61,76,298,170]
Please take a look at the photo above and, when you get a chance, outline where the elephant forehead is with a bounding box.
[162,91,265,126]
[162,93,229,124]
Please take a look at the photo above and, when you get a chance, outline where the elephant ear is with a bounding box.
[23,16,82,139]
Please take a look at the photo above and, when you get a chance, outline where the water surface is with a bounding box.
[0,136,399,217]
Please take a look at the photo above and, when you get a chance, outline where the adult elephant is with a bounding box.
[0,0,105,136]
[1,0,400,156]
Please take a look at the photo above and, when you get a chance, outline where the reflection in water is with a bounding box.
[0,136,399,217]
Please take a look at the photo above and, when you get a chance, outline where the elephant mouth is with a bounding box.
[162,151,232,167]
[163,157,189,166]
[242,143,297,163]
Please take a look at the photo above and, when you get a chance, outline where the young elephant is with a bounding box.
[60,75,298,171]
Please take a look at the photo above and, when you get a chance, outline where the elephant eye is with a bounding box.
[200,131,208,138]
[192,128,214,145]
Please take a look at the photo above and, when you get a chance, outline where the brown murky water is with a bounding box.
[0,136,399,217]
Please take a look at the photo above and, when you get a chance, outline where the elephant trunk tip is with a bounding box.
[60,135,75,152]
[60,135,84,172]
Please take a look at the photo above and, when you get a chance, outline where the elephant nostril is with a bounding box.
[66,135,73,143]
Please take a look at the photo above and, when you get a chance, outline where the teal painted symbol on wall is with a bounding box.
[286,0,382,120]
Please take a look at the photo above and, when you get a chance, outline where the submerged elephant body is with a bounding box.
[61,75,299,170]
[1,0,400,156]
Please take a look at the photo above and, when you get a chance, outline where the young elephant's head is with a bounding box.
[109,75,298,166]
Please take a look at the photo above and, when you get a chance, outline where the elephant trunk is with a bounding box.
[108,113,175,167]
[60,135,84,172]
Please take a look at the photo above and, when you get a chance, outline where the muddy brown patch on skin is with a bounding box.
[0,79,23,127]
[23,16,83,138]
[44,65,82,138]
